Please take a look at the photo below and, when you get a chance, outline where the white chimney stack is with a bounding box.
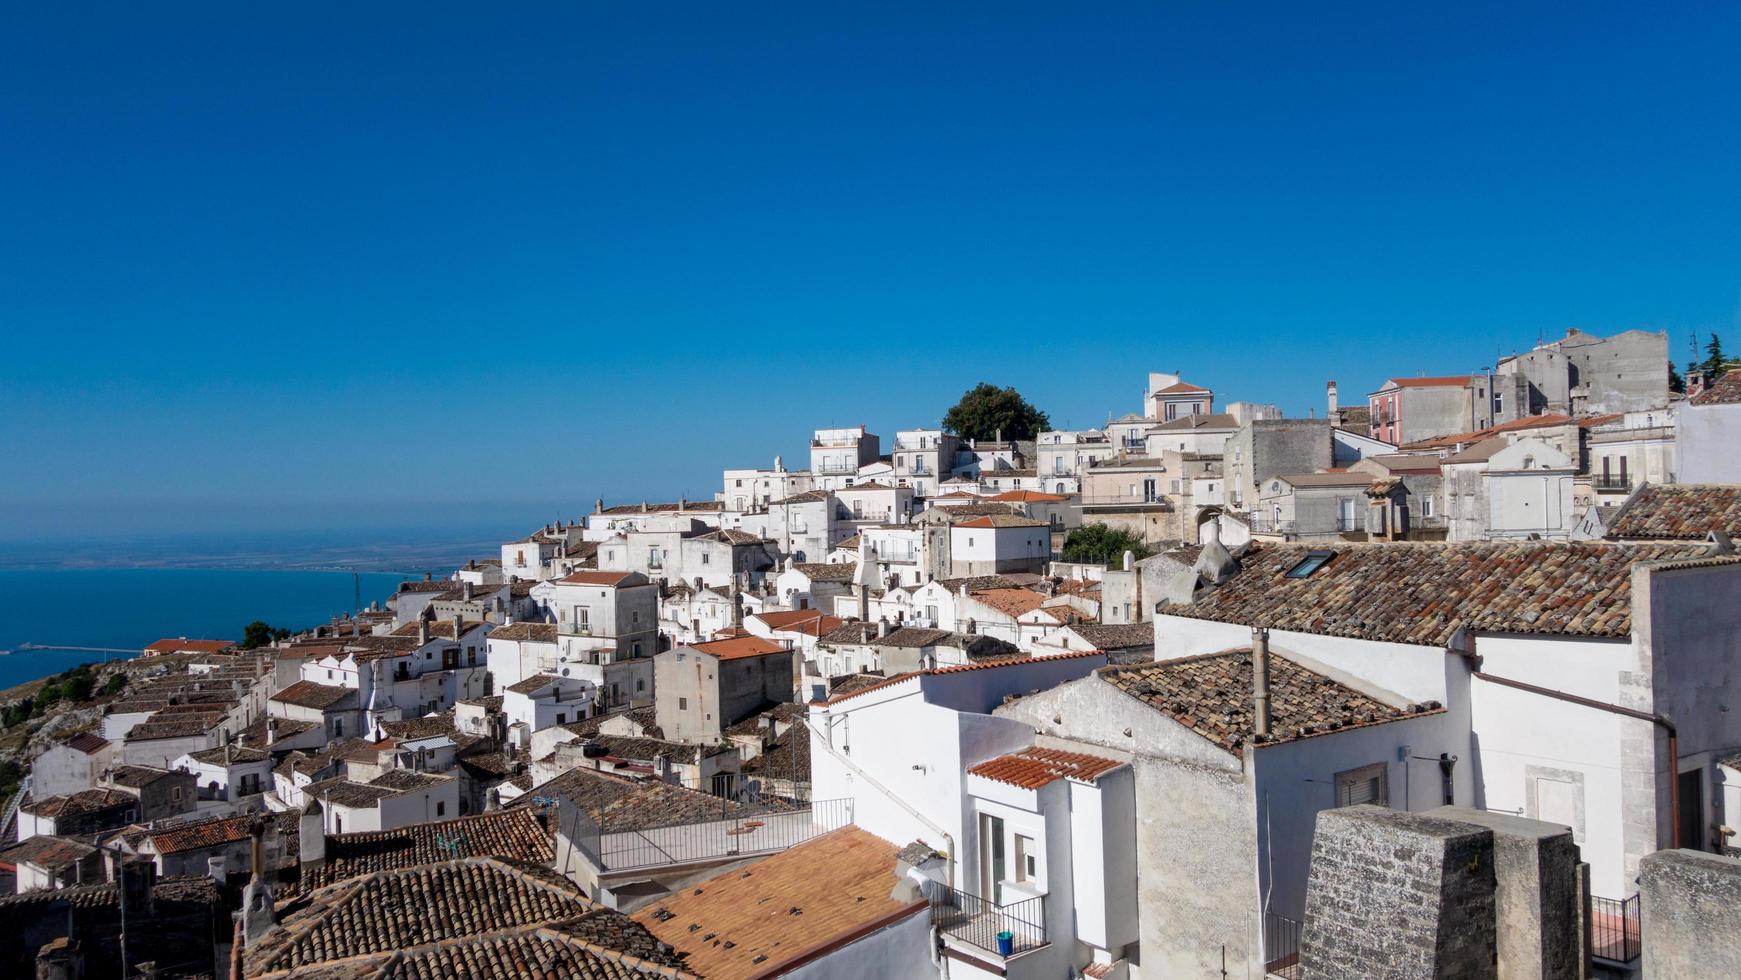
[1252,627,1272,739]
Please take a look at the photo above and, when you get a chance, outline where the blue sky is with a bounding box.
[3,3,1738,540]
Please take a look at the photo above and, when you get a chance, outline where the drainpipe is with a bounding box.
[1455,634,1683,847]
[802,715,956,888]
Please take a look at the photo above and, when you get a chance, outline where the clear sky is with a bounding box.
[4,3,1739,541]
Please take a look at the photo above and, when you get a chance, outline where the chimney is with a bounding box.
[877,617,890,639]
[418,618,430,646]
[463,581,474,600]
[452,614,464,643]
[1252,627,1272,739]
[206,854,228,886]
[1123,550,1135,572]
[965,617,977,635]
[299,798,327,868]
[424,571,433,582]
[1327,380,1339,415]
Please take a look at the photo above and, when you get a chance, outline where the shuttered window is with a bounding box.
[1335,762,1389,808]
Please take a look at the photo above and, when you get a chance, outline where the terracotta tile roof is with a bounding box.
[0,835,99,869]
[380,710,458,740]
[769,489,833,505]
[750,609,844,637]
[966,588,1049,618]
[61,730,112,755]
[144,637,235,654]
[370,769,448,792]
[188,745,270,765]
[1161,541,1712,646]
[633,826,924,979]
[272,680,359,710]
[580,734,735,764]
[740,726,811,781]
[599,500,723,514]
[1692,368,1741,405]
[294,809,553,895]
[1153,380,1211,395]
[790,561,856,582]
[1381,375,1472,389]
[237,716,319,747]
[19,788,135,819]
[1604,484,1741,541]
[818,650,1107,705]
[0,873,219,915]
[1277,471,1387,488]
[106,764,181,788]
[688,636,791,660]
[250,858,690,979]
[1443,437,1511,464]
[955,514,1050,528]
[1068,622,1154,651]
[1100,650,1437,753]
[967,746,1124,789]
[935,575,1022,593]
[560,570,641,587]
[827,673,887,698]
[488,621,559,642]
[149,813,257,855]
[304,777,400,809]
[985,489,1070,502]
[506,673,562,695]
[389,619,488,639]
[512,766,749,830]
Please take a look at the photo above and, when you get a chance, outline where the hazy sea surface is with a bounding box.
[0,568,412,689]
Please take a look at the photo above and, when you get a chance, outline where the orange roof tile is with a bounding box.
[817,650,1109,705]
[632,826,923,979]
[751,609,845,637]
[1152,381,1210,395]
[986,490,1069,502]
[966,588,1048,617]
[558,570,638,587]
[968,746,1124,789]
[688,636,791,661]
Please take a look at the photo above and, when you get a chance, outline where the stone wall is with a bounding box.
[1640,848,1741,979]
[1301,806,1497,979]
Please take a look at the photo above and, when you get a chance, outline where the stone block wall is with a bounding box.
[1640,848,1741,978]
[1300,805,1497,979]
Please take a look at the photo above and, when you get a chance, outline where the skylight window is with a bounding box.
[1285,550,1336,579]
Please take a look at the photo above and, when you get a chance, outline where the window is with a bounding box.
[335,815,343,834]
[636,678,646,692]
[1014,834,1037,880]
[1285,550,1336,578]
[556,712,566,725]
[1423,496,1435,518]
[173,786,182,801]
[436,800,446,816]
[702,552,710,565]
[1335,762,1389,807]
[679,697,688,710]
[577,607,589,628]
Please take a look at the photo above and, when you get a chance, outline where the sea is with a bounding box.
[0,568,414,690]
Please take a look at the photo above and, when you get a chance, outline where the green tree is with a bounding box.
[100,673,127,697]
[1061,523,1154,566]
[942,383,1051,442]
[241,621,289,649]
[1669,360,1685,394]
[1707,333,1728,377]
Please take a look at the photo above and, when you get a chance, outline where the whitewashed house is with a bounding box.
[502,672,597,738]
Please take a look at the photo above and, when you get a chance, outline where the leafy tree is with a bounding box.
[942,383,1051,442]
[1707,333,1729,377]
[241,621,290,649]
[100,673,128,697]
[1061,523,1154,566]
[2,699,31,728]
[0,758,21,802]
[1669,361,1684,394]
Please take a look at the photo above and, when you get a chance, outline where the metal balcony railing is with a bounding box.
[1592,893,1641,963]
[574,797,852,873]
[921,880,1047,957]
[1263,911,1302,979]
[1592,476,1633,492]
[1248,516,1295,535]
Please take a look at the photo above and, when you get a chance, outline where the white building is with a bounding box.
[502,672,597,737]
[811,425,882,491]
[30,731,114,800]
[949,515,1051,577]
[1678,368,1741,484]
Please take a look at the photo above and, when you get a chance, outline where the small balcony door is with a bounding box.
[980,813,1006,904]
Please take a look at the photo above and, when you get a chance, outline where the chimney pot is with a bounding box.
[1252,627,1272,738]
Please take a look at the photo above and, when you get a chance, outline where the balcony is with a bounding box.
[574,797,854,874]
[1592,476,1633,493]
[1263,912,1301,979]
[1248,515,1295,535]
[814,462,858,474]
[922,880,1048,959]
[1592,893,1641,965]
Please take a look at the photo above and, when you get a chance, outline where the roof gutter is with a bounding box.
[803,716,956,889]
[1455,634,1683,848]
